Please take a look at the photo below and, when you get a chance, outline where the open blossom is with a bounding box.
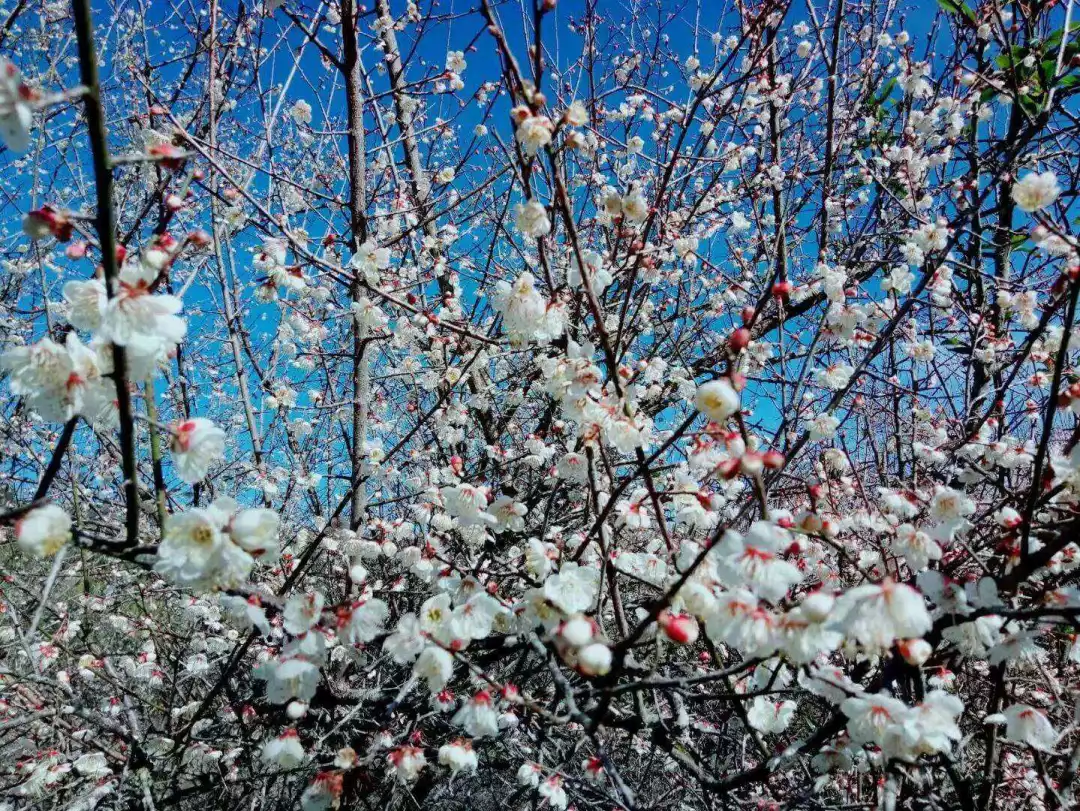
[441,482,492,525]
[445,50,467,73]
[284,591,324,635]
[290,99,312,125]
[388,746,427,782]
[834,579,932,650]
[747,697,796,734]
[929,486,975,527]
[154,505,255,589]
[170,418,225,484]
[261,729,305,768]
[1,334,109,423]
[515,200,551,237]
[438,739,478,777]
[622,188,649,222]
[0,57,33,153]
[694,379,741,423]
[101,261,186,351]
[493,272,564,345]
[809,412,840,440]
[713,522,803,602]
[154,508,225,586]
[229,508,280,561]
[1011,170,1060,213]
[489,495,527,532]
[517,762,543,787]
[892,523,942,571]
[815,363,853,390]
[568,249,612,292]
[450,593,502,641]
[565,99,588,126]
[452,690,499,738]
[904,691,964,757]
[543,562,600,614]
[538,775,568,810]
[705,589,779,656]
[340,598,389,644]
[384,612,426,662]
[842,692,910,746]
[778,593,844,663]
[352,296,388,331]
[415,645,455,692]
[515,112,553,155]
[990,704,1059,752]
[255,656,321,704]
[63,279,108,331]
[350,240,391,285]
[16,504,72,557]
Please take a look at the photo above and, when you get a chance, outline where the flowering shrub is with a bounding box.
[2,0,1080,809]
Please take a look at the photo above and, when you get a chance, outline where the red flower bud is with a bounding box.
[658,610,699,645]
[729,327,751,352]
[762,449,785,469]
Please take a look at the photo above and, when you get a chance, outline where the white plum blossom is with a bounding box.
[255,657,320,704]
[15,504,72,557]
[0,57,34,153]
[515,200,550,237]
[384,613,426,663]
[815,363,854,391]
[101,261,187,351]
[515,113,554,155]
[543,562,600,614]
[154,504,256,590]
[1012,171,1060,213]
[452,690,500,738]
[538,775,568,810]
[1,334,110,423]
[446,51,467,73]
[713,522,804,602]
[747,697,796,734]
[261,729,306,768]
[438,739,478,777]
[388,746,427,782]
[229,508,281,561]
[833,579,932,650]
[350,240,391,285]
[63,279,107,331]
[990,705,1059,752]
[341,598,389,644]
[694,379,741,422]
[493,272,564,345]
[414,645,455,692]
[809,413,840,440]
[284,592,324,635]
[170,418,225,484]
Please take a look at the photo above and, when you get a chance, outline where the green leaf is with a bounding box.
[995,45,1029,71]
[871,77,898,109]
[938,0,977,23]
[1043,22,1080,52]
